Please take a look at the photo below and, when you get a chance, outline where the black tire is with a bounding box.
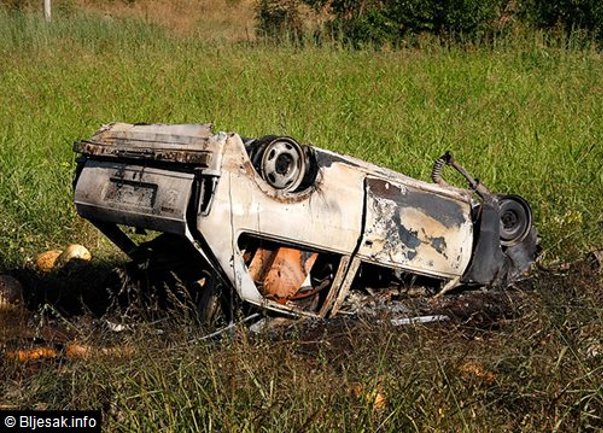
[498,195,532,247]
[195,272,230,328]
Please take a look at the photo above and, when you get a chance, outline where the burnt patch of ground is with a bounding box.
[8,260,118,317]
[5,255,208,325]
[1,258,601,431]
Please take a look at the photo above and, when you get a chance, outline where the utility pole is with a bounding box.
[44,0,51,22]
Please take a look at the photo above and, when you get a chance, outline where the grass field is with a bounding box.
[1,9,602,269]
[0,6,602,432]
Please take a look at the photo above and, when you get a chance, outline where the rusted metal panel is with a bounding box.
[199,134,365,255]
[74,140,213,166]
[249,246,318,302]
[357,177,473,279]
[89,122,214,146]
[74,123,225,173]
[190,134,366,314]
[74,160,195,235]
[248,247,274,282]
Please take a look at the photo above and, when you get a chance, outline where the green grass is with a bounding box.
[1,10,603,269]
[1,262,602,432]
[0,9,602,432]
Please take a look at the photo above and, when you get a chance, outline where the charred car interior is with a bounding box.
[72,123,538,325]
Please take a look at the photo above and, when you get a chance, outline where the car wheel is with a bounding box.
[195,272,231,328]
[259,137,307,192]
[498,195,532,247]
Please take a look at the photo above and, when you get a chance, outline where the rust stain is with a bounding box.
[250,246,318,301]
[248,246,275,282]
[74,141,212,166]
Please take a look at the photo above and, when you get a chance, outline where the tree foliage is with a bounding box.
[256,0,603,45]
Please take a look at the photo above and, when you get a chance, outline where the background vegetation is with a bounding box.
[1,4,602,268]
[0,1,601,432]
[257,0,603,47]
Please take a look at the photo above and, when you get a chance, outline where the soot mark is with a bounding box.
[392,211,421,249]
[431,237,447,255]
[368,178,467,228]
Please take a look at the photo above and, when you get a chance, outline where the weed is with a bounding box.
[0,10,602,431]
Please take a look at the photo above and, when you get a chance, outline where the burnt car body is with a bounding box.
[72,123,538,322]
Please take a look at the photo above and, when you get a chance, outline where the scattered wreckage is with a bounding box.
[72,123,538,325]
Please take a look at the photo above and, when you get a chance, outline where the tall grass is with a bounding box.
[0,9,602,269]
[0,10,602,432]
[1,262,602,431]
[0,0,257,40]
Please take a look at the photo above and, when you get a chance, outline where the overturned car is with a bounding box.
[72,123,538,323]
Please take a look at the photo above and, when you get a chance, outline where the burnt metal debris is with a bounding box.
[72,123,538,325]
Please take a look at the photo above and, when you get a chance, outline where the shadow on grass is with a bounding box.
[0,256,601,431]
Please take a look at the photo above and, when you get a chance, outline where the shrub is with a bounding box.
[0,0,36,12]
[520,0,603,42]
[256,0,304,41]
[301,0,509,46]
[258,0,603,46]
